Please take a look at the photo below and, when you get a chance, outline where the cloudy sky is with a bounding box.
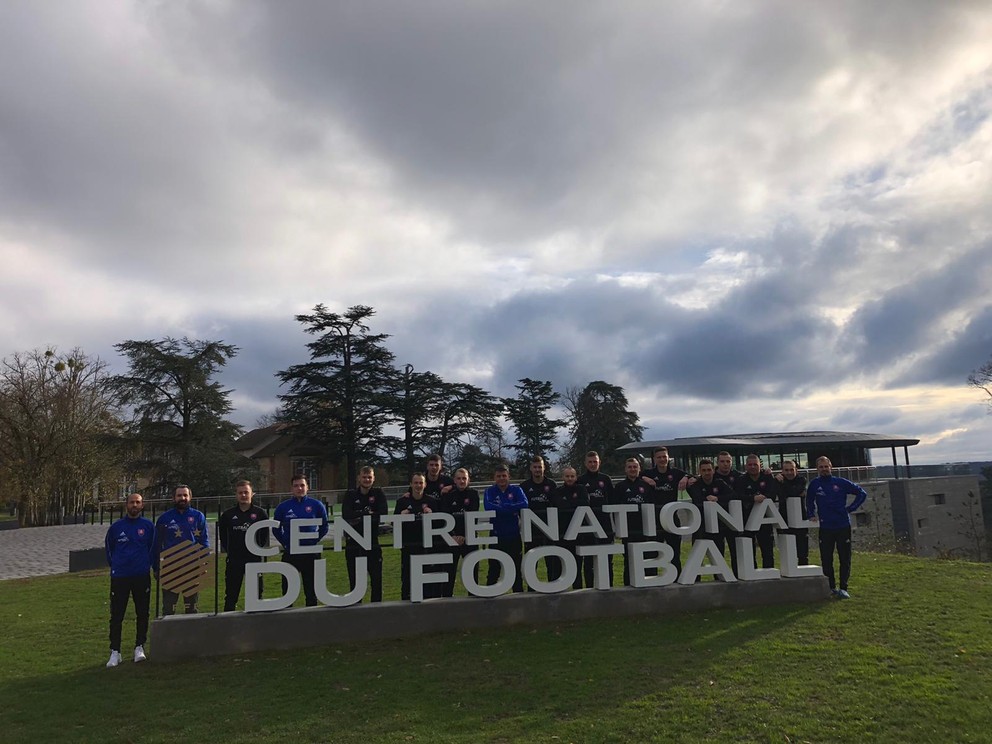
[3,1,992,465]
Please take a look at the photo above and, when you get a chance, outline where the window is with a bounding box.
[291,459,321,490]
[930,493,946,505]
[917,517,928,529]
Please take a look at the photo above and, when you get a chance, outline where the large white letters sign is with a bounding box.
[242,501,821,610]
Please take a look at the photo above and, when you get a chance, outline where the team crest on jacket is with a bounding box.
[711,488,718,495]
[250,513,257,520]
[638,487,645,493]
[833,485,840,491]
[668,474,673,481]
[305,505,312,513]
[598,480,605,488]
[464,498,470,505]
[187,516,194,523]
[370,496,376,503]
[137,528,145,536]
[544,485,550,492]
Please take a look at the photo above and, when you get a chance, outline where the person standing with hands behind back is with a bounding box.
[105,493,153,667]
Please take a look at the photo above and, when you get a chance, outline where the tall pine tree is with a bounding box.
[277,305,398,487]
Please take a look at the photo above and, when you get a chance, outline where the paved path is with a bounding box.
[0,524,111,580]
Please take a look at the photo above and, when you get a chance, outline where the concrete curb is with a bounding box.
[151,575,829,662]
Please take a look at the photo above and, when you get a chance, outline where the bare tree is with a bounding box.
[0,348,123,526]
[967,355,992,412]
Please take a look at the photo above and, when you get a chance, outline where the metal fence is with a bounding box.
[89,467,876,525]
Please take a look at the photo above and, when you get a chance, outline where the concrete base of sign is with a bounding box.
[151,575,830,662]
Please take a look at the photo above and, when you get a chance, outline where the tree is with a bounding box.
[502,378,566,467]
[277,304,398,487]
[980,466,992,533]
[432,382,504,461]
[110,337,244,497]
[0,348,123,526]
[390,370,505,477]
[391,364,447,479]
[968,356,992,412]
[563,380,644,472]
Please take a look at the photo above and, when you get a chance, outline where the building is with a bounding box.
[617,430,920,478]
[234,424,341,493]
[619,431,986,559]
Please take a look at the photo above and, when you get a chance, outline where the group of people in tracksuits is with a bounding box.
[102,476,324,667]
[103,448,867,665]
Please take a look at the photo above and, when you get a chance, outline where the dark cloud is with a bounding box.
[896,303,992,387]
[843,243,992,377]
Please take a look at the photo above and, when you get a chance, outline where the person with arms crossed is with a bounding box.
[577,451,615,588]
[552,466,591,589]
[438,467,480,597]
[218,480,269,612]
[105,493,153,667]
[153,484,209,615]
[394,473,441,600]
[807,456,867,599]
[641,446,693,575]
[273,474,329,607]
[341,466,388,603]
[739,455,780,569]
[519,455,558,585]
[687,460,741,579]
[613,457,659,586]
[775,460,809,564]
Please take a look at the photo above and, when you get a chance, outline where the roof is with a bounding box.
[234,423,331,459]
[617,430,920,452]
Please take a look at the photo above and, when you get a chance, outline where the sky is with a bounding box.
[2,1,992,465]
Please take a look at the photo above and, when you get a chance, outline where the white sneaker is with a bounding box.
[133,645,147,663]
[106,650,122,668]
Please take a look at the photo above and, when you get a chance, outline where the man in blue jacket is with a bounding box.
[105,493,154,667]
[807,456,868,599]
[483,463,529,593]
[154,484,209,615]
[273,474,329,607]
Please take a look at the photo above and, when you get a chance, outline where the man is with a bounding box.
[612,457,658,586]
[776,460,809,564]
[714,451,745,492]
[394,473,441,600]
[552,466,591,589]
[154,484,209,615]
[519,455,558,585]
[739,455,780,569]
[273,474,329,607]
[438,467,480,596]
[641,446,693,575]
[105,493,153,667]
[687,460,740,578]
[807,456,867,599]
[341,466,388,602]
[577,451,615,587]
[424,453,455,499]
[218,480,269,612]
[483,463,529,593]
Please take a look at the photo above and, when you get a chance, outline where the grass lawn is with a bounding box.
[1,548,990,743]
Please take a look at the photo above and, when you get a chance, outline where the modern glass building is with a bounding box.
[617,430,921,479]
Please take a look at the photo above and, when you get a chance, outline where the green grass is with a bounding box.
[1,549,991,743]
